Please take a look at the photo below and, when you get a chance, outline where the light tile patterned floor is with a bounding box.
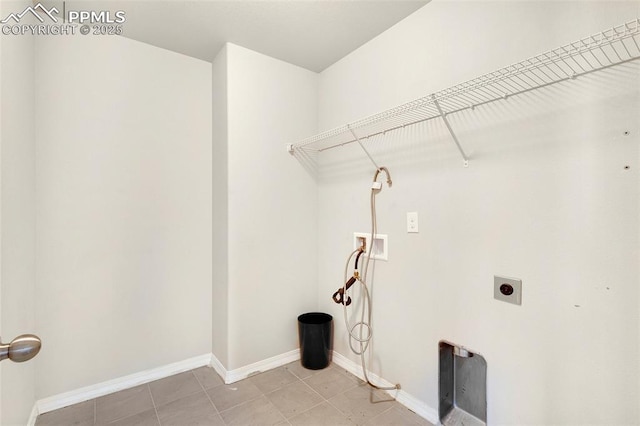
[35,362,433,426]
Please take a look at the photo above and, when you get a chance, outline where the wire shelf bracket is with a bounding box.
[348,126,381,170]
[286,19,640,169]
[432,95,469,167]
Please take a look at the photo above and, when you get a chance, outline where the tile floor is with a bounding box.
[35,362,433,426]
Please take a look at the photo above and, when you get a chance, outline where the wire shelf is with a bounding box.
[287,19,640,163]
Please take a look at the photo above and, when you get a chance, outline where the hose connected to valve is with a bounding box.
[332,249,364,306]
[331,167,400,392]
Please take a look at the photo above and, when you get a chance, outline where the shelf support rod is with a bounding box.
[432,95,469,167]
[348,126,381,170]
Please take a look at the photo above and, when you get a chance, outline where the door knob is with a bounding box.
[0,334,41,363]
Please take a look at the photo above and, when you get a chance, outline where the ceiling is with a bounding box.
[56,1,429,72]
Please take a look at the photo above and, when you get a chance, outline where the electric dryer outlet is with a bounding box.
[494,275,522,305]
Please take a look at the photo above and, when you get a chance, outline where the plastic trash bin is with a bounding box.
[297,312,333,370]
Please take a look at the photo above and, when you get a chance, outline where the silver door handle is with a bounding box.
[0,334,41,363]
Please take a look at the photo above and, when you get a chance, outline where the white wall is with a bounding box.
[212,45,229,367]
[34,34,213,398]
[222,43,318,370]
[0,1,37,423]
[317,1,639,424]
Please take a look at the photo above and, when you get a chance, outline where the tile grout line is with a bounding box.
[215,369,295,424]
[213,378,267,417]
[146,383,162,426]
[227,366,307,419]
[287,400,326,422]
[191,369,228,424]
[264,365,335,423]
[275,405,289,425]
[299,376,331,403]
[324,394,352,419]
[191,369,206,392]
[217,393,285,425]
[314,374,363,420]
[366,404,396,425]
[297,367,363,423]
[332,383,400,426]
[216,393,265,416]
[285,364,320,381]
[261,374,302,414]
[263,365,345,423]
[249,366,302,395]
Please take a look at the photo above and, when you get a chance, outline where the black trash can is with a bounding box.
[298,312,333,370]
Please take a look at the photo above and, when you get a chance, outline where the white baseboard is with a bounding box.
[26,404,39,426]
[332,351,439,425]
[33,349,299,423]
[212,349,300,384]
[29,349,435,426]
[35,353,212,416]
[209,351,228,382]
